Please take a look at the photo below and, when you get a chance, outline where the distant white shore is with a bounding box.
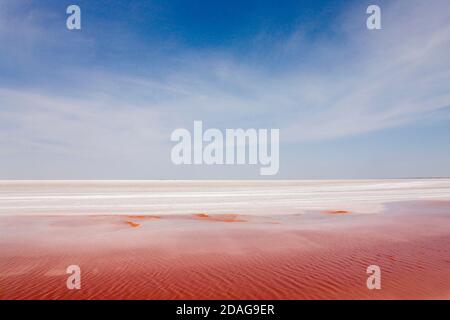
[0,179,449,215]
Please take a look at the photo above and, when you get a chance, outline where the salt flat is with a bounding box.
[0,179,449,215]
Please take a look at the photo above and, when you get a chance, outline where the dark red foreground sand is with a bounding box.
[0,201,449,299]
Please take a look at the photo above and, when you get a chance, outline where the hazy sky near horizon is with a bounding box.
[0,0,449,179]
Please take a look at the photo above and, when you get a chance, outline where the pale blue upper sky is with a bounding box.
[0,0,449,179]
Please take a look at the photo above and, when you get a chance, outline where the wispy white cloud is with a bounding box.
[0,88,167,156]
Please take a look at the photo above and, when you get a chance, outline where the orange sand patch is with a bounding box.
[126,215,161,220]
[194,213,209,218]
[124,221,141,228]
[323,210,350,215]
[193,213,247,222]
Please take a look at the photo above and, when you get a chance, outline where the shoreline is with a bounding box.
[1,179,450,216]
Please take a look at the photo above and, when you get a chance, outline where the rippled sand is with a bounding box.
[0,180,449,299]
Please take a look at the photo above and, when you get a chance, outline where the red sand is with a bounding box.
[0,201,449,300]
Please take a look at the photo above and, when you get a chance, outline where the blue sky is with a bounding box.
[0,0,449,179]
